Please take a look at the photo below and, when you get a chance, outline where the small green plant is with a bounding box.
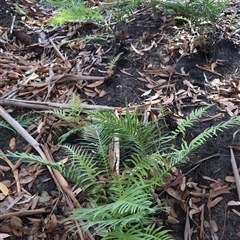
[163,0,229,45]
[44,0,160,26]
[47,1,104,25]
[50,94,83,143]
[163,0,228,24]
[3,100,240,238]
[0,115,35,133]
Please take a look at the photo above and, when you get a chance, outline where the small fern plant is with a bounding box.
[50,94,83,144]
[3,103,240,239]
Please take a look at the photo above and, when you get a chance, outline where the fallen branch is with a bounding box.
[0,99,116,111]
[229,147,240,201]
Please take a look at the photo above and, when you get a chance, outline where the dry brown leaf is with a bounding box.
[99,90,106,97]
[45,214,58,233]
[231,145,240,152]
[84,90,96,97]
[232,208,240,217]
[19,176,34,184]
[209,187,230,198]
[0,165,10,172]
[202,176,218,183]
[166,215,179,224]
[0,182,9,196]
[108,141,115,173]
[0,233,11,239]
[162,94,174,105]
[86,80,104,88]
[166,187,182,200]
[210,220,218,233]
[189,203,204,219]
[208,197,223,209]
[169,206,178,218]
[141,89,152,97]
[9,137,16,150]
[225,176,235,183]
[10,216,22,230]
[228,200,240,206]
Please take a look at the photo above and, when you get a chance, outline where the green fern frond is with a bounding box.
[107,52,123,71]
[58,126,82,144]
[169,116,240,168]
[52,94,82,124]
[0,119,15,132]
[168,105,211,139]
[101,223,172,240]
[0,115,35,132]
[88,108,159,157]
[81,124,112,172]
[61,144,101,189]
[4,145,100,190]
[65,184,157,232]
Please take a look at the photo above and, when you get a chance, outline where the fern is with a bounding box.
[163,105,211,141]
[107,52,123,71]
[3,104,240,239]
[0,115,35,132]
[50,94,83,143]
[64,184,158,232]
[101,223,170,240]
[88,108,160,157]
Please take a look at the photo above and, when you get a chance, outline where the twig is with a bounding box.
[195,64,222,77]
[113,109,120,175]
[10,15,16,35]
[220,204,228,240]
[49,38,65,62]
[184,207,191,240]
[0,99,116,111]
[0,208,51,221]
[229,147,240,200]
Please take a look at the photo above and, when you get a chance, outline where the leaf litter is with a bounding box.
[0,0,240,239]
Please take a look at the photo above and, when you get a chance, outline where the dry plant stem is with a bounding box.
[49,38,66,61]
[229,147,240,200]
[184,207,191,240]
[220,205,228,240]
[0,208,51,221]
[42,144,80,208]
[113,109,120,175]
[195,64,222,77]
[43,145,95,240]
[10,15,16,35]
[200,206,204,239]
[0,99,116,111]
[0,106,44,155]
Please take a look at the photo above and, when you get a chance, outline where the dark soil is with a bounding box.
[1,0,240,239]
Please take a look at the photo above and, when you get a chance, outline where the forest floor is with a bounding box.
[1,0,240,239]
